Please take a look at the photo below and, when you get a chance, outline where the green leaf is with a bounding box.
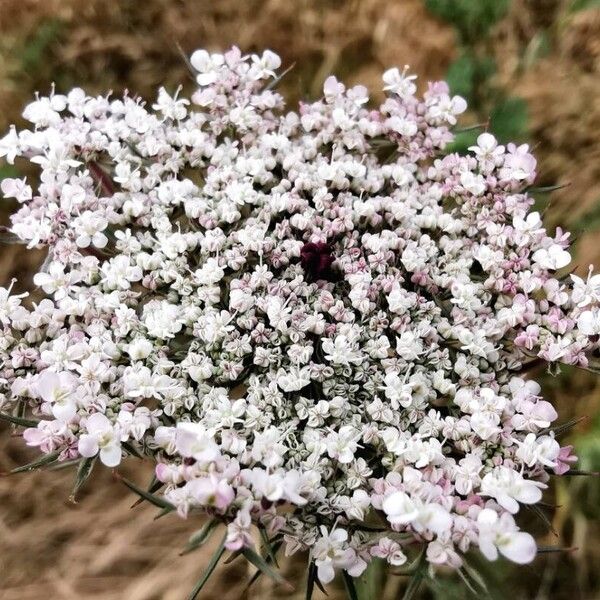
[258,525,280,568]
[71,457,96,500]
[561,469,599,477]
[130,475,163,508]
[10,450,61,474]
[525,503,557,536]
[446,54,476,99]
[444,129,479,155]
[223,549,243,565]
[425,0,510,42]
[306,562,317,600]
[265,62,296,92]
[246,540,284,590]
[305,561,328,597]
[537,545,577,554]
[457,568,481,596]
[0,412,39,428]
[182,518,220,555]
[402,553,427,600]
[541,415,586,437]
[341,571,359,600]
[187,534,227,600]
[241,546,291,588]
[355,558,383,600]
[569,0,600,12]
[489,96,528,143]
[119,475,175,512]
[462,561,490,596]
[0,165,18,180]
[153,505,175,520]
[527,183,570,194]
[122,441,145,459]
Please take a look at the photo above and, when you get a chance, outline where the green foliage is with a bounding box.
[10,450,61,474]
[489,96,529,142]
[71,456,96,500]
[569,0,600,12]
[119,475,175,512]
[0,411,39,428]
[443,129,479,155]
[354,558,384,600]
[402,552,427,599]
[241,546,290,588]
[575,413,600,471]
[446,54,476,99]
[182,519,220,555]
[21,19,63,75]
[446,54,496,100]
[427,0,529,149]
[188,534,227,600]
[425,0,510,42]
[573,414,600,519]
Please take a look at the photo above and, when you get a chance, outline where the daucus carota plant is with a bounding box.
[0,46,596,596]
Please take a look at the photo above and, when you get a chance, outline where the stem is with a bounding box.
[355,559,384,600]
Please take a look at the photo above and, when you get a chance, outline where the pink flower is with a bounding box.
[188,474,235,511]
[554,445,577,475]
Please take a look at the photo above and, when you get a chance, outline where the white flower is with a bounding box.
[0,47,590,580]
[469,133,504,170]
[322,334,363,366]
[382,491,452,535]
[383,371,413,409]
[571,268,600,307]
[1,177,32,202]
[382,491,419,526]
[325,426,360,464]
[142,301,183,339]
[152,87,189,120]
[35,370,78,421]
[174,422,220,464]
[532,245,571,270]
[190,49,224,86]
[0,126,20,164]
[22,93,67,126]
[454,454,483,495]
[276,366,311,392]
[577,309,600,336]
[312,526,366,584]
[72,211,109,248]
[477,509,537,564]
[34,262,81,299]
[370,537,407,566]
[382,66,417,98]
[78,413,122,467]
[249,49,281,79]
[100,255,142,290]
[515,433,560,468]
[125,338,154,360]
[480,467,545,513]
[460,171,486,196]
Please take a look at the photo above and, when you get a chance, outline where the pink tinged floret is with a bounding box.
[554,445,578,475]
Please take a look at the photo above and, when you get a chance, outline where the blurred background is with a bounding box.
[0,1,599,598]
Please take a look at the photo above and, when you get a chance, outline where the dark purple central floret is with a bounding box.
[300,242,336,281]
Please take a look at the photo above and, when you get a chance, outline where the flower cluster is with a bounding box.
[0,46,596,586]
